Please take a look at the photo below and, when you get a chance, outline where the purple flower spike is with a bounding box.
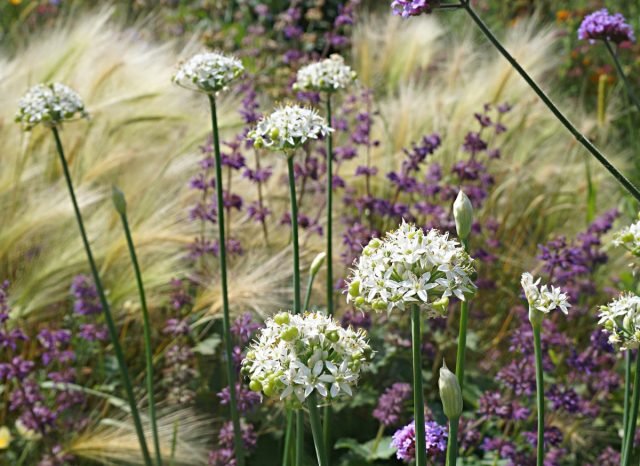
[391,420,447,462]
[578,9,635,44]
[391,0,434,17]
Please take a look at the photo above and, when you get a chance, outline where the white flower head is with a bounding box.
[293,54,357,93]
[598,292,640,350]
[16,83,87,130]
[248,105,332,153]
[242,311,372,406]
[612,219,640,256]
[345,221,476,318]
[521,272,570,324]
[172,52,244,93]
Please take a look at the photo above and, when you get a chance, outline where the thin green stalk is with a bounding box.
[303,275,314,312]
[282,410,294,466]
[287,155,302,314]
[308,392,330,466]
[169,421,179,466]
[622,350,632,464]
[532,323,544,466]
[455,237,471,391]
[324,94,334,459]
[623,351,640,466]
[446,418,459,466]
[411,305,427,466]
[296,410,304,466]
[52,127,152,466]
[604,39,640,115]
[115,193,162,466]
[460,0,640,203]
[371,423,385,454]
[208,94,244,466]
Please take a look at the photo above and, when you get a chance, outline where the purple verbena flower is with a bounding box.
[391,0,434,18]
[391,420,447,462]
[373,383,412,427]
[578,9,635,44]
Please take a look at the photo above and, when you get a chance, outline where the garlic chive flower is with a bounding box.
[16,83,87,130]
[612,218,640,256]
[598,293,640,350]
[346,221,476,317]
[293,54,357,93]
[242,311,372,406]
[521,272,570,325]
[172,52,244,94]
[248,105,332,153]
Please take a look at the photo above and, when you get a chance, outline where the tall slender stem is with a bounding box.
[117,203,162,466]
[460,0,640,203]
[282,410,294,466]
[446,418,459,466]
[323,94,334,459]
[623,351,640,466]
[532,323,544,466]
[208,95,245,466]
[623,351,632,463]
[51,127,152,466]
[455,238,470,391]
[604,40,640,115]
[411,305,427,466]
[296,411,304,466]
[308,392,330,466]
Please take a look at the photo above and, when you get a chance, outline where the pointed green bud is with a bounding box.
[111,186,127,215]
[439,360,462,420]
[310,252,327,276]
[453,190,473,241]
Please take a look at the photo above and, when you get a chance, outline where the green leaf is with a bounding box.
[335,437,396,462]
[193,334,222,355]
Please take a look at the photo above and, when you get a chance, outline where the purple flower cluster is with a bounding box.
[578,9,636,44]
[391,0,434,18]
[71,275,108,342]
[391,420,447,462]
[208,421,257,466]
[373,382,412,427]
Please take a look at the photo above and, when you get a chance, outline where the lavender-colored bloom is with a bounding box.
[341,309,372,330]
[578,9,635,44]
[163,318,190,337]
[217,383,261,414]
[391,420,447,462]
[78,324,108,342]
[373,383,412,426]
[391,0,434,18]
[231,313,261,345]
[70,275,102,316]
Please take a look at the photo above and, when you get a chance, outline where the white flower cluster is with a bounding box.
[598,293,640,350]
[521,272,570,318]
[172,52,244,93]
[345,221,476,317]
[249,105,332,152]
[16,83,87,130]
[242,311,372,406]
[612,219,640,256]
[293,54,357,93]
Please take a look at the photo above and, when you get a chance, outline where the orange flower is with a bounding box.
[556,10,570,22]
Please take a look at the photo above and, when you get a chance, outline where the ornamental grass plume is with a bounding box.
[173,49,246,466]
[521,272,570,466]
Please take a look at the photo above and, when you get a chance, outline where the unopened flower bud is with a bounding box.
[249,380,263,392]
[438,360,462,420]
[453,190,473,241]
[111,185,127,216]
[310,252,327,276]
[274,312,290,325]
[281,326,299,342]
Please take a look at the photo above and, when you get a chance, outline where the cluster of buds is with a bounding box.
[346,221,476,317]
[241,312,372,407]
[293,54,357,93]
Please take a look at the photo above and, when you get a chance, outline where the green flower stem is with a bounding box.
[455,238,471,391]
[623,351,640,466]
[622,350,632,464]
[296,410,304,466]
[115,195,162,466]
[446,418,459,466]
[532,322,544,466]
[604,39,640,114]
[208,94,245,466]
[308,392,330,466]
[371,423,385,454]
[324,93,334,460]
[411,304,427,466]
[51,127,152,466]
[169,420,179,466]
[460,0,640,203]
[282,410,294,466]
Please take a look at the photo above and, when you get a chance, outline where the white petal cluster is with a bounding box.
[249,105,332,152]
[242,311,372,406]
[346,221,476,317]
[598,293,640,350]
[293,54,357,93]
[172,52,244,93]
[612,219,640,256]
[16,83,87,130]
[521,272,570,315]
